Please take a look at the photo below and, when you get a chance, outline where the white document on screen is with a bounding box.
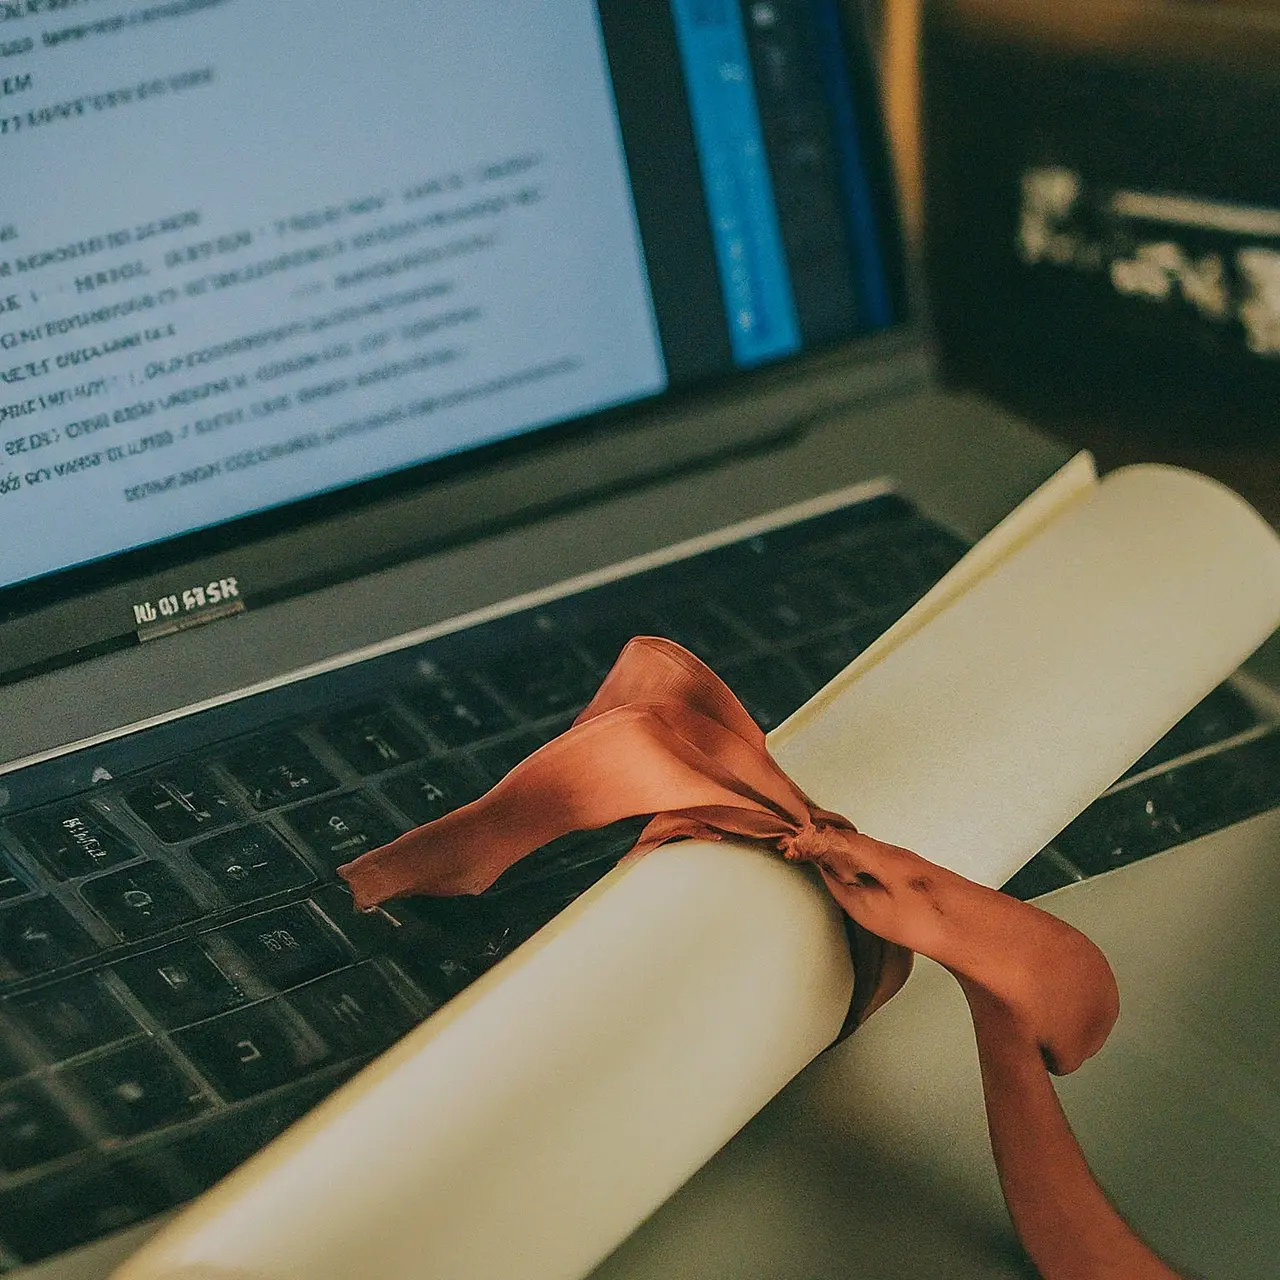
[0,0,664,589]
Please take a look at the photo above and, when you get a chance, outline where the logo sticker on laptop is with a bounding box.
[132,576,244,641]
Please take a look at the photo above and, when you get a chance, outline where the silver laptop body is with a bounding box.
[2,3,1276,1277]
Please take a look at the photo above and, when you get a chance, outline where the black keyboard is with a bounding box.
[0,491,1275,1269]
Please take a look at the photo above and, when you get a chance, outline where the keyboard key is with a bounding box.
[168,1074,336,1192]
[719,656,813,731]
[488,830,595,894]
[0,898,97,982]
[287,793,403,868]
[790,622,884,685]
[9,975,138,1061]
[662,599,751,666]
[188,826,314,903]
[394,897,521,997]
[318,702,424,774]
[215,903,348,991]
[840,545,922,610]
[470,732,544,785]
[10,803,142,879]
[0,1081,83,1172]
[380,758,483,825]
[0,1160,165,1264]
[728,563,845,641]
[115,941,246,1029]
[490,864,614,934]
[0,851,30,902]
[290,964,415,1058]
[476,628,599,719]
[60,1039,206,1137]
[80,863,202,941]
[173,997,334,1101]
[525,862,616,919]
[223,733,339,811]
[387,943,486,1002]
[402,659,513,747]
[125,767,235,843]
[309,882,423,950]
[489,819,642,894]
[567,603,662,669]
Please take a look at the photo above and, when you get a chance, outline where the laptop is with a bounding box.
[0,2,1276,1276]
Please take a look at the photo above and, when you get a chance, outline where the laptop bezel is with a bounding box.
[0,1,909,685]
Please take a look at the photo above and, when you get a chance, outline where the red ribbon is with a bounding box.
[340,637,1184,1279]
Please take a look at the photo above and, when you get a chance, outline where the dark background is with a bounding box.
[899,0,1280,525]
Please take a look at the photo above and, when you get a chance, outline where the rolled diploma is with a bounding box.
[115,462,1280,1280]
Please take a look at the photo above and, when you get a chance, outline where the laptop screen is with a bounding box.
[0,1,902,653]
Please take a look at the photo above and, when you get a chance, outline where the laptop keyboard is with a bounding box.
[0,491,1276,1268]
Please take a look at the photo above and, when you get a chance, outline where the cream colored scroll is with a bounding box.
[114,459,1280,1280]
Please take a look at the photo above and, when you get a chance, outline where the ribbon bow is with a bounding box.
[340,637,1184,1279]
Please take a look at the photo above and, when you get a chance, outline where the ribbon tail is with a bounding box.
[813,832,1178,1276]
[964,983,1187,1279]
[813,832,1118,1076]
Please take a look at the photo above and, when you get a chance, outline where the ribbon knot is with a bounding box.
[778,817,853,865]
[338,636,1183,1279]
